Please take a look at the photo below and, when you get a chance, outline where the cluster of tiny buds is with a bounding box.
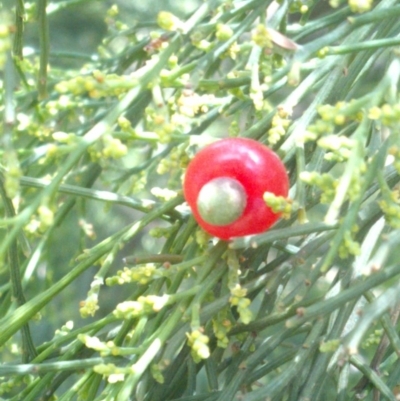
[79,278,103,318]
[289,0,309,14]
[93,363,130,384]
[317,134,355,162]
[361,329,383,349]
[0,376,32,397]
[268,105,292,145]
[338,225,361,259]
[186,329,211,362]
[2,151,22,198]
[229,284,253,325]
[157,145,189,175]
[369,103,400,126]
[263,191,293,219]
[300,171,338,204]
[106,264,162,286]
[113,294,170,319]
[348,0,374,13]
[378,186,400,229]
[212,312,233,348]
[78,334,120,357]
[55,70,137,98]
[24,204,55,236]
[87,134,128,162]
[252,24,273,49]
[157,11,184,32]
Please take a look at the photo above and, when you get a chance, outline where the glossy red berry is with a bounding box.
[183,137,289,240]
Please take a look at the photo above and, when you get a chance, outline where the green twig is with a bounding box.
[350,355,397,401]
[327,36,400,55]
[37,0,49,98]
[0,175,37,362]
[13,0,24,59]
[229,222,338,249]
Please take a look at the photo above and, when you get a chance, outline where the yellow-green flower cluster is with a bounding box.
[329,0,345,7]
[149,223,178,239]
[348,170,365,201]
[80,278,103,318]
[52,131,79,145]
[338,225,360,259]
[157,144,190,175]
[212,310,233,348]
[191,30,213,52]
[16,112,53,140]
[78,334,120,357]
[226,251,253,324]
[0,376,32,397]
[317,134,355,162]
[368,103,400,126]
[229,284,253,324]
[88,134,127,161]
[378,186,400,228]
[0,16,11,68]
[25,203,55,235]
[268,106,292,145]
[80,294,100,318]
[215,23,234,41]
[2,151,22,198]
[104,5,128,31]
[93,363,130,383]
[38,204,54,227]
[151,186,178,201]
[195,229,212,247]
[317,102,352,125]
[151,363,165,384]
[361,329,383,349]
[54,320,74,338]
[263,192,293,219]
[252,24,273,48]
[348,0,373,13]
[144,106,176,144]
[300,171,337,204]
[186,330,210,362]
[113,294,169,319]
[176,91,215,118]
[45,95,77,116]
[289,0,310,14]
[106,263,164,286]
[225,41,241,60]
[55,70,138,98]
[157,11,183,32]
[303,120,334,140]
[102,135,128,158]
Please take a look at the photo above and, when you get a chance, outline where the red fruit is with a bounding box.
[183,137,289,240]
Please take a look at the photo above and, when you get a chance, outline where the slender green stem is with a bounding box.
[18,175,157,213]
[0,357,112,375]
[37,0,49,99]
[350,355,397,401]
[328,36,400,55]
[13,0,24,59]
[286,260,400,330]
[0,175,37,362]
[229,222,338,249]
[117,298,192,398]
[350,4,400,26]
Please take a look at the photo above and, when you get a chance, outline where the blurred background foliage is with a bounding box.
[1,0,400,400]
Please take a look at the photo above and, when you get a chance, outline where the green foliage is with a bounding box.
[1,0,400,400]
